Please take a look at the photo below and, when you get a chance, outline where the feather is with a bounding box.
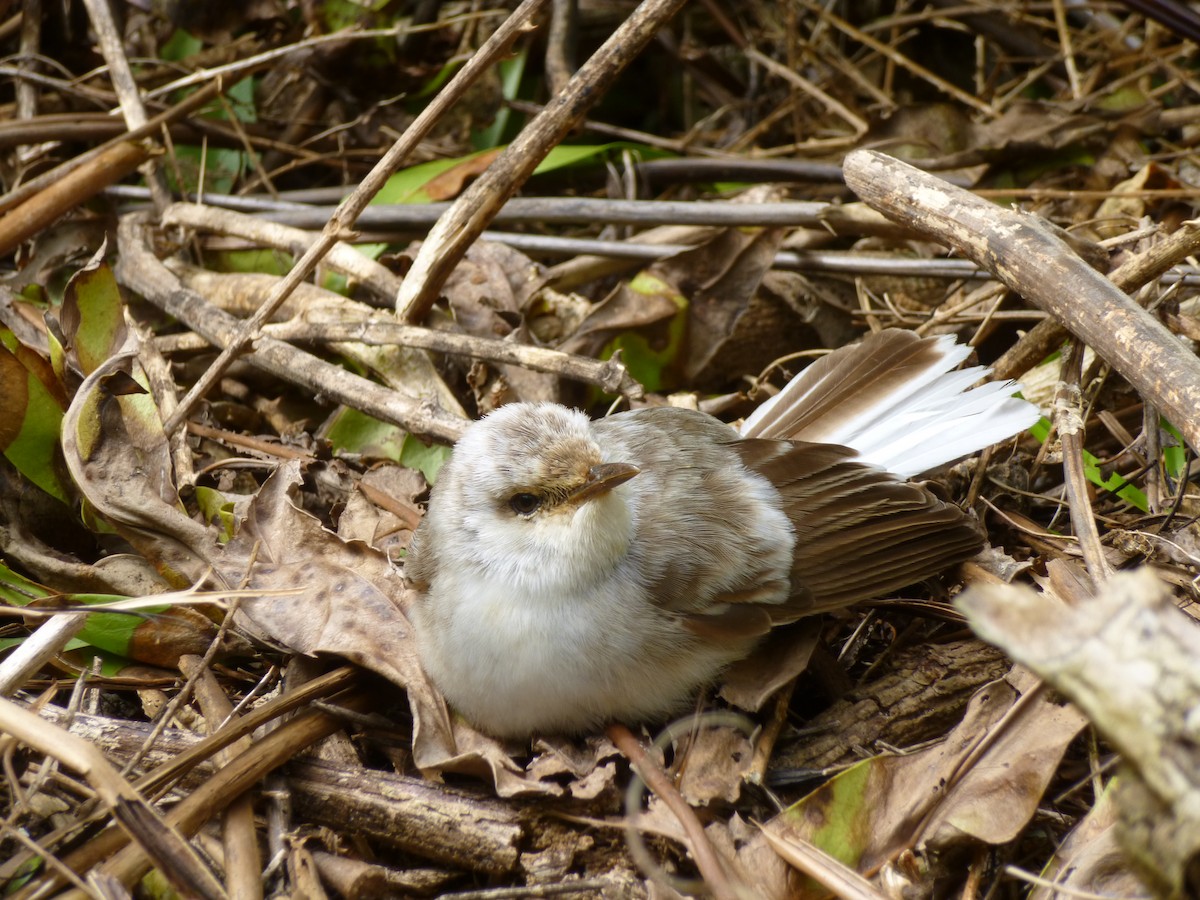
[732,439,983,613]
[740,329,1041,478]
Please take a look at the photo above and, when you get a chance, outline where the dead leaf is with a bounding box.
[423,149,503,200]
[677,725,753,807]
[1032,785,1150,900]
[720,621,821,712]
[764,672,1085,896]
[223,461,456,771]
[61,351,213,585]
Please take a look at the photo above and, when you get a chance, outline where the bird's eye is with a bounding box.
[509,493,542,515]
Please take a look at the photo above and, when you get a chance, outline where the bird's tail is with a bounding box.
[739,329,1041,479]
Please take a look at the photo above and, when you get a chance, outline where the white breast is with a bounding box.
[412,490,746,737]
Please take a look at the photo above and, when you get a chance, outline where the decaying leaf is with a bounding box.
[1032,784,1150,900]
[764,669,1085,896]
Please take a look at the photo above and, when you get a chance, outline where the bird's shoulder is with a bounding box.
[594,407,796,627]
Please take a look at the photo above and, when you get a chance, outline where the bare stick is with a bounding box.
[1054,342,1113,587]
[607,723,744,900]
[156,316,642,400]
[117,216,467,442]
[0,696,227,899]
[0,80,221,219]
[396,0,692,321]
[992,219,1200,380]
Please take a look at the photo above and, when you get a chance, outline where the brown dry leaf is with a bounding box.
[558,274,682,361]
[677,725,754,807]
[442,717,560,798]
[864,103,976,160]
[1094,162,1183,236]
[440,240,537,334]
[0,456,177,607]
[958,568,1200,898]
[438,240,559,406]
[719,621,821,712]
[758,825,888,900]
[222,462,453,758]
[422,148,504,200]
[763,671,1084,896]
[651,192,791,384]
[1032,784,1149,900]
[337,463,425,553]
[527,735,621,801]
[947,100,1118,166]
[728,816,795,900]
[918,668,1088,847]
[61,350,214,586]
[965,544,1035,584]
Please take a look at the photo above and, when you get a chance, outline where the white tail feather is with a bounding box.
[740,332,1041,479]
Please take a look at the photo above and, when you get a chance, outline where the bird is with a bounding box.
[406,329,1040,739]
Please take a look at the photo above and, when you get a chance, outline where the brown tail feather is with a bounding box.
[742,329,951,443]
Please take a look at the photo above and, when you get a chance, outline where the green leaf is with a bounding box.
[375,153,495,205]
[194,486,237,542]
[61,260,128,375]
[778,758,875,873]
[324,406,406,462]
[208,247,293,276]
[161,29,204,61]
[323,407,451,482]
[71,601,172,659]
[0,561,51,606]
[225,77,258,124]
[1029,417,1148,512]
[376,142,673,206]
[165,145,247,196]
[0,562,162,662]
[400,434,452,484]
[1161,419,1187,481]
[0,334,71,503]
[413,57,464,99]
[599,272,687,393]
[532,142,673,173]
[471,48,528,150]
[59,644,131,677]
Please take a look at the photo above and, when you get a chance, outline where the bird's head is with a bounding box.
[433,403,640,591]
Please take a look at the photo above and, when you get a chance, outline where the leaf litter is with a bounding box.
[2,2,1200,897]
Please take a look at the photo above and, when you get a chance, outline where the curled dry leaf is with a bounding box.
[61,351,212,586]
[665,224,791,384]
[676,725,754,807]
[958,567,1200,898]
[1031,785,1150,900]
[719,620,821,712]
[438,240,560,407]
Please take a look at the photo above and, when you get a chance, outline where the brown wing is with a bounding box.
[733,438,983,617]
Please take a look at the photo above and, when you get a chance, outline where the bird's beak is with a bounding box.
[569,462,640,504]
